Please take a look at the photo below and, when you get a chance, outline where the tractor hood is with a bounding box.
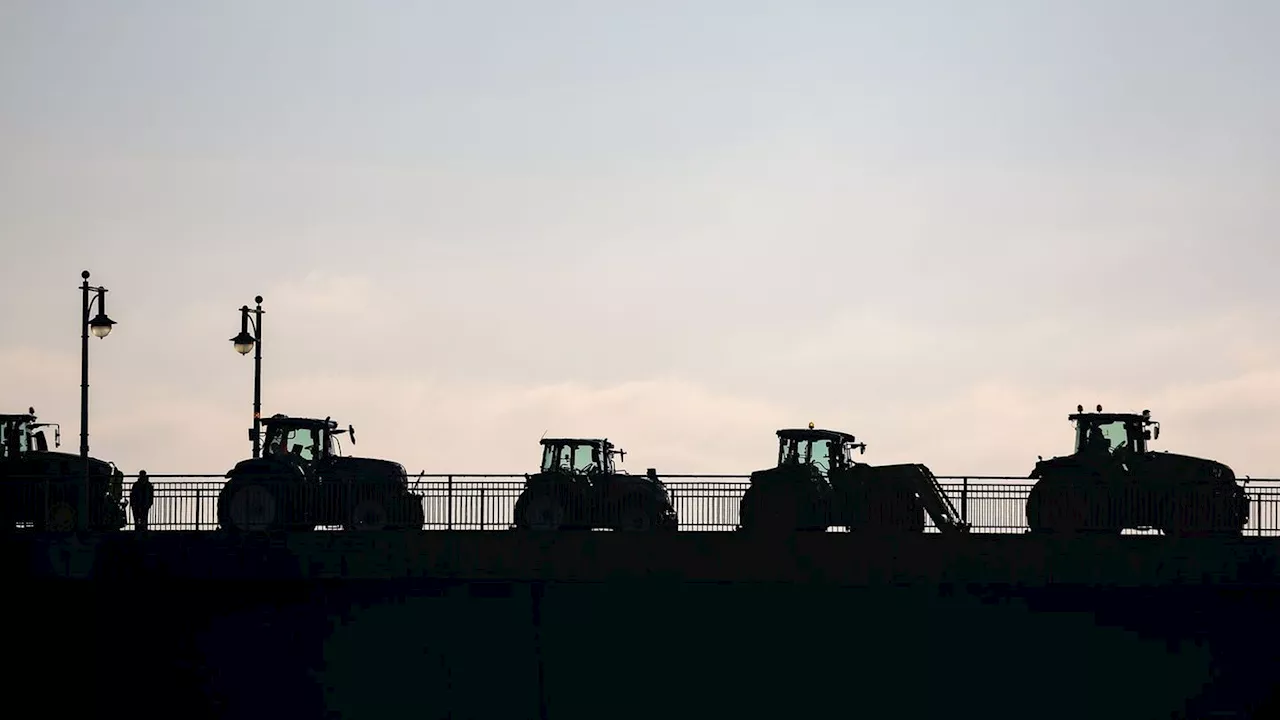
[1033,451,1236,481]
[8,450,116,476]
[750,463,825,486]
[331,456,410,483]
[1031,454,1089,477]
[1143,451,1236,480]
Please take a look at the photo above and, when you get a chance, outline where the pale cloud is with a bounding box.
[5,286,1279,481]
[267,272,379,319]
[239,374,794,477]
[8,349,1277,483]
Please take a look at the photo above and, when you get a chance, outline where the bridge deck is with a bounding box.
[13,530,1280,586]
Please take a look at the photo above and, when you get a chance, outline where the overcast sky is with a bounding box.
[2,1,1277,479]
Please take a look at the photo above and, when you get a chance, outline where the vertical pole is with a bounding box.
[447,475,454,530]
[252,296,264,458]
[79,271,91,531]
[961,477,969,525]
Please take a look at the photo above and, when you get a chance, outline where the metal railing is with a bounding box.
[6,473,1280,535]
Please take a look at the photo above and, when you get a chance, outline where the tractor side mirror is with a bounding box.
[1154,426,1160,440]
[348,425,356,444]
[859,445,866,455]
[34,431,49,452]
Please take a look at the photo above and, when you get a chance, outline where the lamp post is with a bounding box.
[80,270,116,531]
[230,296,264,458]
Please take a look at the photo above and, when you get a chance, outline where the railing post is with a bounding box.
[1255,494,1262,537]
[961,477,969,524]
[447,475,454,530]
[479,487,486,530]
[195,487,202,530]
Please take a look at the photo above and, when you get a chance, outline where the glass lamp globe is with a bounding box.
[230,331,256,355]
[89,314,115,338]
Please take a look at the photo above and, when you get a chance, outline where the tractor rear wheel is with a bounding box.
[515,490,566,531]
[219,456,315,532]
[740,485,820,534]
[1026,480,1089,534]
[219,482,287,532]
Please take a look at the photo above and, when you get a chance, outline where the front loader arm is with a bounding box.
[882,463,971,534]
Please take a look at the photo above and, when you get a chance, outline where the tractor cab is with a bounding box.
[1069,405,1159,458]
[775,423,866,477]
[539,438,623,476]
[1,408,60,459]
[259,414,355,465]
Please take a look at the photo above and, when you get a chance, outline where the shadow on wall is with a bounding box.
[191,582,1217,720]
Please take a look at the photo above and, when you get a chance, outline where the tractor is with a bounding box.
[217,413,425,532]
[512,437,678,531]
[0,407,127,531]
[738,423,969,535]
[1025,405,1249,536]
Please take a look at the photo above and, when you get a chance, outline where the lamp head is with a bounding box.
[230,330,256,355]
[88,313,115,338]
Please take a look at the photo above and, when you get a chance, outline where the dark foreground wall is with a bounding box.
[13,578,1280,719]
[9,532,1280,719]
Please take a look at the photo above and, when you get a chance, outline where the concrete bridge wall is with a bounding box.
[8,532,1280,719]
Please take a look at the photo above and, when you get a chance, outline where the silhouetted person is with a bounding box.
[130,470,154,532]
[1085,428,1109,454]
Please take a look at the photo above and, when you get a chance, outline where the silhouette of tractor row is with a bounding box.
[0,408,127,531]
[1,403,1253,537]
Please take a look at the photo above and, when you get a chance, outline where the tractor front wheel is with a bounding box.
[1165,484,1243,538]
[41,501,76,532]
[403,496,425,530]
[615,494,665,532]
[346,499,390,530]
